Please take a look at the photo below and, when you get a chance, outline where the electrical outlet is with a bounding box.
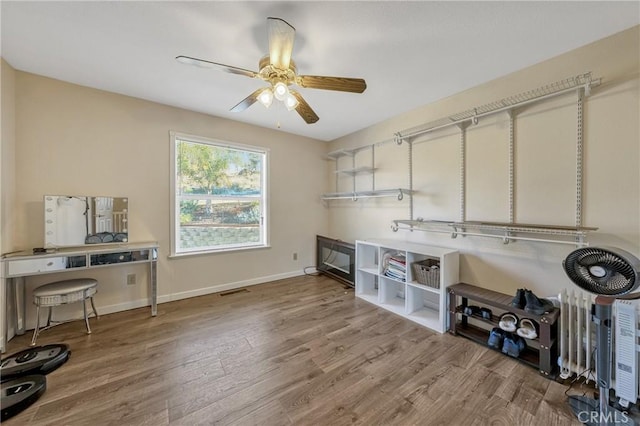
[127,273,136,285]
[293,252,298,261]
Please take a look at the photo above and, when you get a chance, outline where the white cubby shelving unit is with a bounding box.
[355,239,459,333]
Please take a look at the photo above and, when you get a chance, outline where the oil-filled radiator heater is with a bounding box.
[558,288,640,406]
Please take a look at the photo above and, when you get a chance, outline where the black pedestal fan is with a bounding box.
[563,246,640,426]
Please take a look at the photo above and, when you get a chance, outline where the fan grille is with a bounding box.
[564,247,639,295]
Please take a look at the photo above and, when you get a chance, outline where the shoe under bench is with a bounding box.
[448,282,560,377]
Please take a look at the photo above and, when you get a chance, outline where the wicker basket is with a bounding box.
[412,259,440,288]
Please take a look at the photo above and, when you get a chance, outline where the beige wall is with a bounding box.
[328,26,640,298]
[1,58,17,344]
[10,71,329,328]
[1,59,16,254]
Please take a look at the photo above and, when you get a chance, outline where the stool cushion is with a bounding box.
[34,278,98,297]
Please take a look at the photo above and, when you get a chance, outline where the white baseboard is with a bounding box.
[97,298,154,316]
[159,270,305,304]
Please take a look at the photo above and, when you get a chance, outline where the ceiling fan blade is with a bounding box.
[290,91,319,124]
[297,75,367,93]
[267,17,295,70]
[230,88,264,112]
[176,55,257,78]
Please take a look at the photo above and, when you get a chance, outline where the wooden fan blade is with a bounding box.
[230,88,264,112]
[176,56,257,78]
[297,75,367,93]
[267,17,295,70]
[291,91,319,124]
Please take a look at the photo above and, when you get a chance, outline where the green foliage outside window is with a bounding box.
[177,140,262,226]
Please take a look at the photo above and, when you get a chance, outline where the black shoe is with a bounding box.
[511,288,525,309]
[524,290,554,315]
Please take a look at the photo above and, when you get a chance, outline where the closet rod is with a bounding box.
[391,224,589,247]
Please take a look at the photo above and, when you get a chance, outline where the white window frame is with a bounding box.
[169,131,269,256]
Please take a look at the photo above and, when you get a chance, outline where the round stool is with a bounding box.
[31,278,99,346]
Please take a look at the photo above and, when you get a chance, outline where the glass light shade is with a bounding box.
[273,82,289,101]
[284,93,299,111]
[258,88,273,108]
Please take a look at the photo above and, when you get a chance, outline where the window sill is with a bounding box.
[168,244,271,259]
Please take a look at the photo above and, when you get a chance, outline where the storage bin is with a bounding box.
[412,258,440,288]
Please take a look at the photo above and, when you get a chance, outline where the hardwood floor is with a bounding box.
[3,275,583,425]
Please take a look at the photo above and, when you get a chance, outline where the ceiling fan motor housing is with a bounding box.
[258,56,297,86]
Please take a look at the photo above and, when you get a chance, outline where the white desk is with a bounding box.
[1,242,158,352]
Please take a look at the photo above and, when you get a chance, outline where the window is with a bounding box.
[170,132,268,255]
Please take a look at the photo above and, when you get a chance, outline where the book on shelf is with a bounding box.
[388,259,406,269]
[382,252,407,281]
[384,269,406,281]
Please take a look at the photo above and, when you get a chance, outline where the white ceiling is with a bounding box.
[2,1,638,141]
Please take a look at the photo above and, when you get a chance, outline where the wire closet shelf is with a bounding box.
[397,73,598,140]
[323,141,413,201]
[387,72,600,247]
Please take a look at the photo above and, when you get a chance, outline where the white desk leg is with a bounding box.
[1,277,6,353]
[150,257,157,317]
[2,277,26,353]
[15,277,26,335]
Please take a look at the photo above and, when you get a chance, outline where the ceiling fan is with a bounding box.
[176,17,367,124]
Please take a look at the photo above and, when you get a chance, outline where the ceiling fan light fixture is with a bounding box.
[284,93,299,111]
[258,88,274,108]
[273,81,289,101]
